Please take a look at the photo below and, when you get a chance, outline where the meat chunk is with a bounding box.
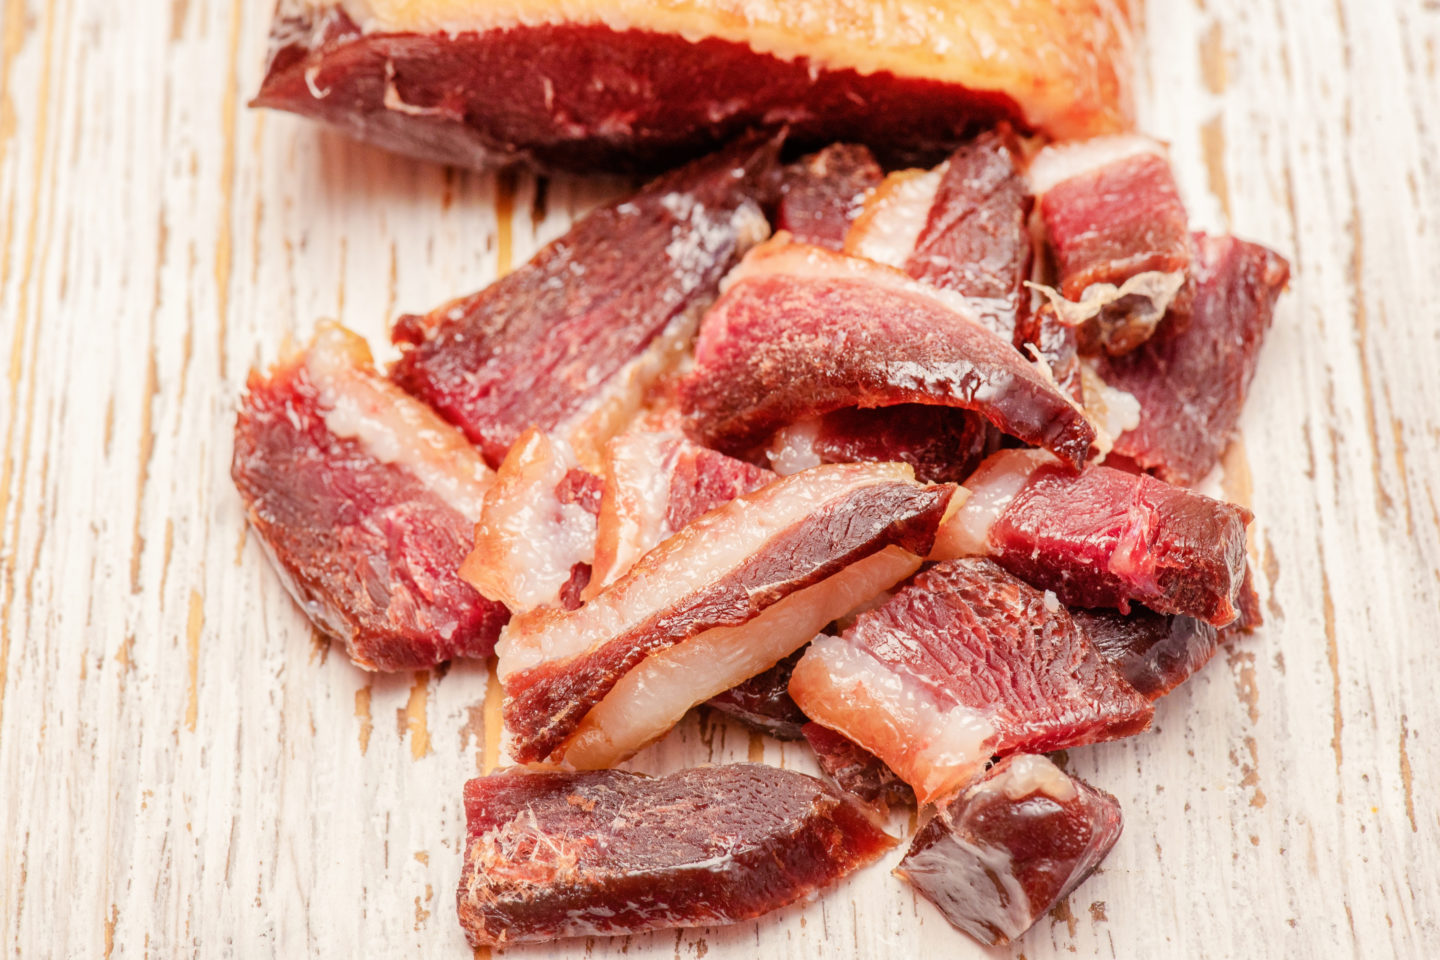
[705,649,809,740]
[389,136,778,467]
[776,144,883,251]
[253,0,1134,175]
[498,463,956,767]
[1031,135,1192,354]
[1070,607,1219,700]
[934,449,1254,626]
[1098,234,1291,485]
[681,237,1096,467]
[788,558,1152,803]
[766,406,991,484]
[802,722,915,815]
[896,754,1123,946]
[231,323,509,670]
[458,764,894,946]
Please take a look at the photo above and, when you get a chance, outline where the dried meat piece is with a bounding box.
[1098,233,1291,485]
[765,406,991,484]
[802,721,915,815]
[705,649,809,740]
[1031,135,1192,354]
[1070,606,1219,700]
[788,558,1152,803]
[681,238,1096,467]
[458,764,895,946]
[776,144,883,251]
[499,463,955,767]
[389,136,778,467]
[934,449,1253,626]
[232,323,509,670]
[896,754,1123,946]
[254,0,1134,175]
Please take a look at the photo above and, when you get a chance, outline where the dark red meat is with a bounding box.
[990,461,1253,625]
[389,136,779,466]
[663,442,773,532]
[705,649,809,740]
[776,144,883,250]
[457,765,895,946]
[802,722,915,815]
[1099,234,1291,485]
[896,754,1123,946]
[811,405,991,484]
[1070,606,1219,700]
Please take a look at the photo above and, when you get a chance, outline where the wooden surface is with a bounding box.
[2,0,1438,956]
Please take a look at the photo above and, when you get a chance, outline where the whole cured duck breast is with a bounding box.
[252,0,1135,173]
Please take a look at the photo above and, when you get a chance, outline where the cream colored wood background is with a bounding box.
[2,0,1437,956]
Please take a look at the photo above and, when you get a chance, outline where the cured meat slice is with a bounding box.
[775,144,883,251]
[1030,134,1192,354]
[766,406,991,484]
[788,558,1152,803]
[895,754,1123,946]
[254,0,1134,175]
[1098,234,1291,485]
[498,462,955,767]
[231,323,509,670]
[458,764,895,946]
[681,238,1096,467]
[389,136,778,467]
[1070,606,1219,700]
[589,428,772,595]
[458,428,601,614]
[802,722,915,815]
[705,648,809,740]
[934,449,1253,626]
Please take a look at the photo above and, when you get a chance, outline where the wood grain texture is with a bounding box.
[1,0,1437,956]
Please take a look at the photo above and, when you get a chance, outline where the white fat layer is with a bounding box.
[496,461,916,678]
[980,754,1078,803]
[845,167,944,268]
[561,546,922,769]
[766,419,825,475]
[797,632,996,802]
[305,322,493,519]
[1026,133,1166,196]
[1027,268,1186,330]
[588,429,681,594]
[899,834,1031,944]
[929,449,1055,561]
[1078,358,1142,459]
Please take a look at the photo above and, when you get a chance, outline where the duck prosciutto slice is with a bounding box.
[895,754,1123,946]
[457,764,894,946]
[934,449,1253,626]
[253,0,1134,175]
[788,558,1152,803]
[1097,233,1291,485]
[802,721,915,816]
[389,136,778,467]
[1030,134,1192,355]
[681,238,1095,467]
[775,144,883,251]
[498,463,955,767]
[766,406,991,484]
[231,323,509,670]
[1070,607,1219,700]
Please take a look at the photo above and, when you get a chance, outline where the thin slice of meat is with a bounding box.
[232,322,509,670]
[1031,134,1193,355]
[896,754,1123,946]
[499,463,956,767]
[1098,233,1291,485]
[788,558,1152,803]
[458,428,602,615]
[802,721,915,816]
[776,144,883,251]
[766,406,991,484]
[705,649,810,740]
[934,449,1253,626]
[1070,606,1219,700]
[681,237,1096,467]
[457,764,895,946]
[389,135,778,468]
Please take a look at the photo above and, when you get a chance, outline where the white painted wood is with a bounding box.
[2,0,1437,956]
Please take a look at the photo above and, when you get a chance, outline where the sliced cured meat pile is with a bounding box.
[788,558,1153,803]
[390,136,779,467]
[252,0,1134,174]
[895,754,1124,946]
[232,323,510,671]
[457,764,894,946]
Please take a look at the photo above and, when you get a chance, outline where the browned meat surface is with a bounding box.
[811,406,992,484]
[458,764,895,946]
[802,721,915,815]
[776,144,883,250]
[896,754,1123,946]
[705,649,809,740]
[1070,606,1219,699]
